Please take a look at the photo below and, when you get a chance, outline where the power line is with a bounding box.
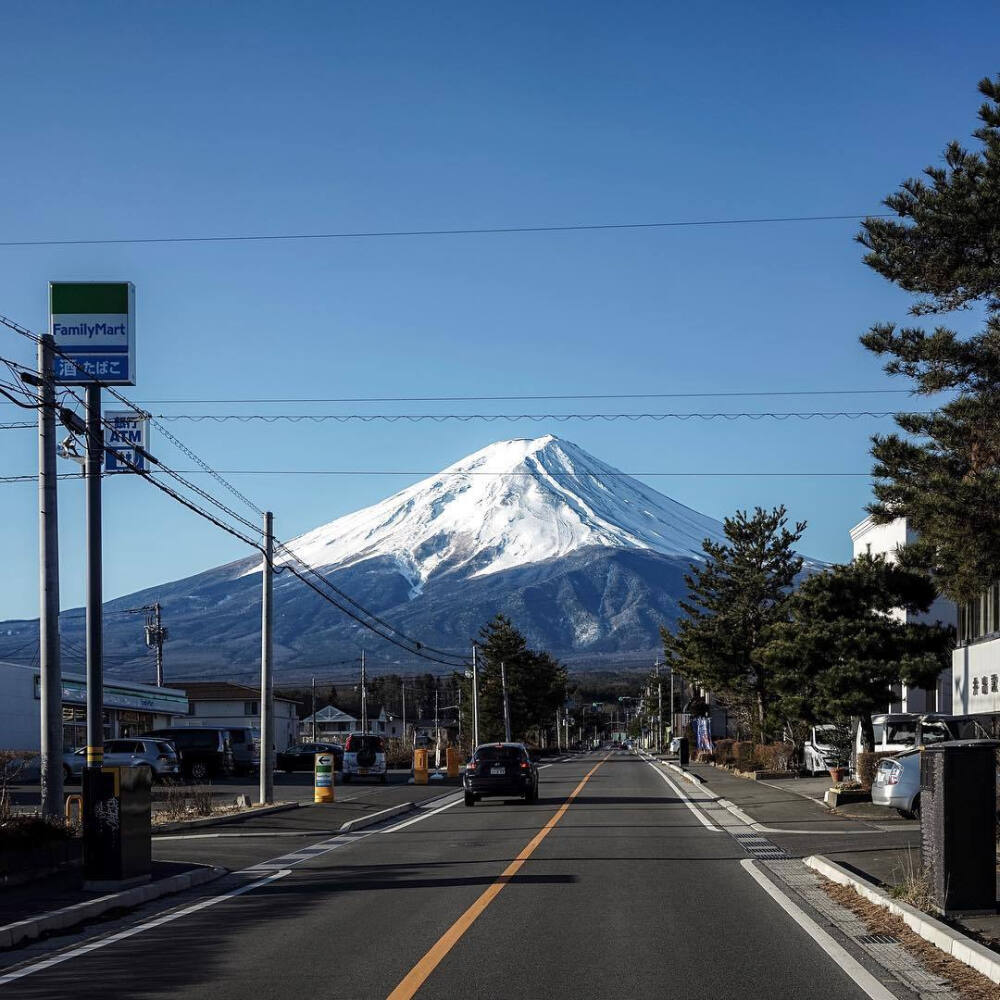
[151,410,910,424]
[0,212,892,249]
[97,388,914,404]
[0,421,34,430]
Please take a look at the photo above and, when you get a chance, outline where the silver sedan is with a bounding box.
[871,750,921,818]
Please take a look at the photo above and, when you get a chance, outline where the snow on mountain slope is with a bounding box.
[273,435,725,593]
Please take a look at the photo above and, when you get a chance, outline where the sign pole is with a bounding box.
[259,511,274,806]
[471,644,480,750]
[37,334,62,819]
[83,382,105,864]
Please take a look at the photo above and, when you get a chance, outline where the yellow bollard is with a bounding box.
[64,793,83,824]
[314,751,335,803]
[413,748,429,785]
[445,747,460,779]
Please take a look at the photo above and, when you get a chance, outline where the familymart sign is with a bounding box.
[50,281,135,385]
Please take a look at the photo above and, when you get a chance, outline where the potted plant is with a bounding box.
[824,720,854,784]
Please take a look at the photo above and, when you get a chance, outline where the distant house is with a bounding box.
[171,681,299,749]
[300,706,407,742]
[299,705,358,741]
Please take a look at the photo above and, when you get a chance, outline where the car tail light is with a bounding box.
[520,761,529,770]
[157,754,170,762]
[886,764,901,785]
[467,760,477,771]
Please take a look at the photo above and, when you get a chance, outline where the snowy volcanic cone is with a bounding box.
[276,434,726,596]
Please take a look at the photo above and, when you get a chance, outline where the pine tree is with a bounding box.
[766,555,954,751]
[458,614,566,744]
[859,74,1000,603]
[662,506,805,742]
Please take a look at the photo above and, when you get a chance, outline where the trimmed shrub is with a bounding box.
[732,741,755,770]
[856,751,898,790]
[753,743,795,772]
[714,739,735,766]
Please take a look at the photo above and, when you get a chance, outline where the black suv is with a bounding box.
[463,742,538,806]
[143,727,235,780]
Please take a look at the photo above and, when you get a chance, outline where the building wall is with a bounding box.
[849,516,956,713]
[175,698,299,749]
[952,638,1000,715]
[0,663,41,750]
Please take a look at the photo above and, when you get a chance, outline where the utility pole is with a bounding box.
[37,335,62,819]
[670,665,675,745]
[144,602,167,687]
[81,380,105,874]
[500,661,511,742]
[471,644,480,750]
[360,650,367,733]
[434,686,440,769]
[555,708,561,751]
[457,685,462,740]
[311,677,317,742]
[656,660,663,754]
[401,682,407,745]
[259,511,274,806]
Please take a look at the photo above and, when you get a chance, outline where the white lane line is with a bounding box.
[739,860,896,1000]
[153,831,338,841]
[0,869,291,987]
[381,794,464,833]
[643,758,721,832]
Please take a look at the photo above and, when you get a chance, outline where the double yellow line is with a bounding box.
[387,757,607,1000]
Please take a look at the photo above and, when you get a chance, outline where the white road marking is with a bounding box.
[0,869,291,987]
[153,831,339,841]
[740,860,896,1000]
[381,794,464,833]
[643,758,721,831]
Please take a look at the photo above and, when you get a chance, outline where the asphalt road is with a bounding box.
[0,752,899,999]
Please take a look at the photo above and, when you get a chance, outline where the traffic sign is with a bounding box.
[104,411,150,474]
[50,282,135,385]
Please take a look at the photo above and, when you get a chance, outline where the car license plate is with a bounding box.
[359,768,368,775]
[490,766,505,775]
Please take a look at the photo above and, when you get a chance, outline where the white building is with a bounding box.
[952,582,1000,715]
[0,660,188,752]
[171,681,299,750]
[299,705,404,742]
[849,516,956,713]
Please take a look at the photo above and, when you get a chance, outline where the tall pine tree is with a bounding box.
[766,556,954,750]
[662,506,804,742]
[859,74,1000,603]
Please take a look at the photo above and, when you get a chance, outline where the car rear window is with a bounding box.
[475,746,525,764]
[346,735,384,753]
[156,742,176,755]
[159,730,219,750]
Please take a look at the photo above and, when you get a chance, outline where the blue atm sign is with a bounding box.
[104,411,150,474]
[50,281,135,385]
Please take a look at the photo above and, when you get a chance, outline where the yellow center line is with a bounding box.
[386,756,608,1000]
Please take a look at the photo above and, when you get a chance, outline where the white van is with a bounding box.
[341,732,388,783]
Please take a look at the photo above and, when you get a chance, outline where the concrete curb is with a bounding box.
[0,864,227,951]
[663,761,706,786]
[803,855,1000,984]
[338,802,416,834]
[153,801,299,834]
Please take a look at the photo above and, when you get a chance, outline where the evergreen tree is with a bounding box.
[458,614,566,744]
[859,74,1000,603]
[662,506,805,741]
[766,555,954,751]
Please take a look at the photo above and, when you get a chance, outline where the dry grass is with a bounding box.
[821,880,1000,1000]
[887,847,937,911]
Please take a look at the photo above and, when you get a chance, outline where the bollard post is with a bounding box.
[446,747,460,779]
[678,737,689,767]
[314,752,335,804]
[414,748,429,785]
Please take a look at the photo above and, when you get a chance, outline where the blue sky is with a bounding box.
[0,1,996,620]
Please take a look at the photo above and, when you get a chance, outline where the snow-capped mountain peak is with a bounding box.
[277,435,724,593]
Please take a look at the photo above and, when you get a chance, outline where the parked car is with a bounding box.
[802,725,838,775]
[225,727,260,776]
[463,742,538,806]
[341,733,387,783]
[62,747,86,782]
[856,713,952,757]
[62,739,180,782]
[871,750,922,818]
[142,727,235,780]
[277,742,344,773]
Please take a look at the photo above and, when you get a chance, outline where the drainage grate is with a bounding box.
[730,831,790,860]
[856,933,899,945]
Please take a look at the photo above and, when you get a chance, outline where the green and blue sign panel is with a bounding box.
[49,281,135,385]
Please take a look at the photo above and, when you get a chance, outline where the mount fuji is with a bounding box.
[0,436,742,679]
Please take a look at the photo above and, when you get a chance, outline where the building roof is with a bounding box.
[301,705,357,724]
[174,681,299,705]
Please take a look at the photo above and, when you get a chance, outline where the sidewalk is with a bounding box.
[680,759,1000,953]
